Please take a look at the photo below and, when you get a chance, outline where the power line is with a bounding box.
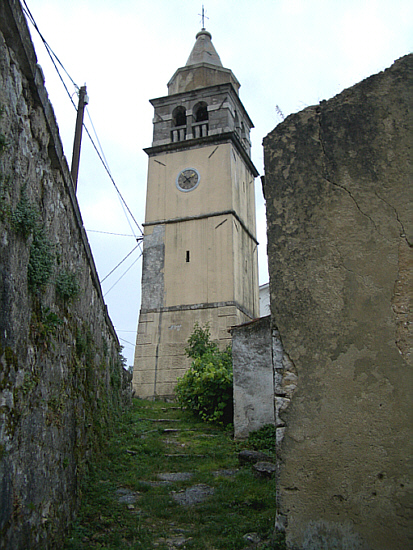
[22,1,143,237]
[87,229,137,237]
[85,106,110,172]
[118,337,137,348]
[84,106,141,238]
[22,1,78,91]
[81,119,143,235]
[104,252,143,297]
[101,244,141,283]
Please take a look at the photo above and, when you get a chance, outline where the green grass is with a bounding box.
[64,399,285,549]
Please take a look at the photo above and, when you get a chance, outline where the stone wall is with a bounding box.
[231,316,274,439]
[0,1,130,548]
[263,55,412,550]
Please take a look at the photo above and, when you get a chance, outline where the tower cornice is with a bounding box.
[143,208,258,245]
[144,130,259,178]
[167,64,240,96]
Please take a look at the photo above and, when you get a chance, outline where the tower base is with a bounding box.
[133,302,252,399]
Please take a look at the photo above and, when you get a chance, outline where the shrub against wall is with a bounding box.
[175,323,233,424]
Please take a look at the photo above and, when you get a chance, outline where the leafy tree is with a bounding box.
[175,323,233,424]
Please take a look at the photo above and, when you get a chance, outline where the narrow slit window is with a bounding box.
[186,250,190,263]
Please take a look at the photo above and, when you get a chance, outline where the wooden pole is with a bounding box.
[71,85,88,191]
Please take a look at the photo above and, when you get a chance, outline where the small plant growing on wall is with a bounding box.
[0,105,6,154]
[175,323,233,424]
[10,186,55,293]
[56,268,80,303]
[34,306,63,348]
[0,110,12,222]
[0,174,12,222]
[28,226,54,292]
[0,128,6,154]
[11,187,39,238]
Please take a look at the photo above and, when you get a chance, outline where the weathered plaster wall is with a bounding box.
[263,55,412,550]
[0,1,130,548]
[231,316,275,439]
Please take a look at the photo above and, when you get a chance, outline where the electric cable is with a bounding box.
[22,1,78,91]
[85,107,110,172]
[118,337,137,348]
[85,107,140,239]
[82,121,144,235]
[104,251,143,297]
[101,244,140,283]
[22,1,143,237]
[87,230,137,237]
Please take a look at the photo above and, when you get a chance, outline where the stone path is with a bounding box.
[111,401,277,549]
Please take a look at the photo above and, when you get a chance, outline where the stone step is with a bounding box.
[164,454,206,458]
[148,419,180,422]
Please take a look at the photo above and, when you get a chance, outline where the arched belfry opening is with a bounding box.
[193,102,208,138]
[171,106,186,142]
[194,102,208,121]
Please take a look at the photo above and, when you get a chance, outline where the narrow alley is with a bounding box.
[64,399,281,549]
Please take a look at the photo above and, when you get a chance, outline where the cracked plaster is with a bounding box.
[263,54,412,550]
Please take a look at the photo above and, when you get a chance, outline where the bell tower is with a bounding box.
[133,28,259,399]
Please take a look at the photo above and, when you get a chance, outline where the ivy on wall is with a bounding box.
[56,268,80,303]
[0,105,11,222]
[11,187,39,238]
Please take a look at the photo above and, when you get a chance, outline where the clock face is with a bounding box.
[176,168,200,192]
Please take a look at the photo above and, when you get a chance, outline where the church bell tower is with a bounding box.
[133,28,259,399]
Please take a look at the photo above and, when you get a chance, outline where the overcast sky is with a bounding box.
[25,0,412,366]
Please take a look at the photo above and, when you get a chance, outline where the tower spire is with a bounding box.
[168,20,241,95]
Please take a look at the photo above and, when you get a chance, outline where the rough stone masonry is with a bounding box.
[0,1,130,548]
[263,55,412,550]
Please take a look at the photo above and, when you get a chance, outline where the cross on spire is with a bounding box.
[199,5,209,30]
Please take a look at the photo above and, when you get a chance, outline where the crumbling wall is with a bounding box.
[0,1,130,548]
[263,55,412,550]
[231,316,275,438]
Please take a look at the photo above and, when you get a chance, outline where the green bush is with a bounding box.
[185,322,217,359]
[175,323,233,424]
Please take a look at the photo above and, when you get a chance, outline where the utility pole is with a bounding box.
[71,85,88,191]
